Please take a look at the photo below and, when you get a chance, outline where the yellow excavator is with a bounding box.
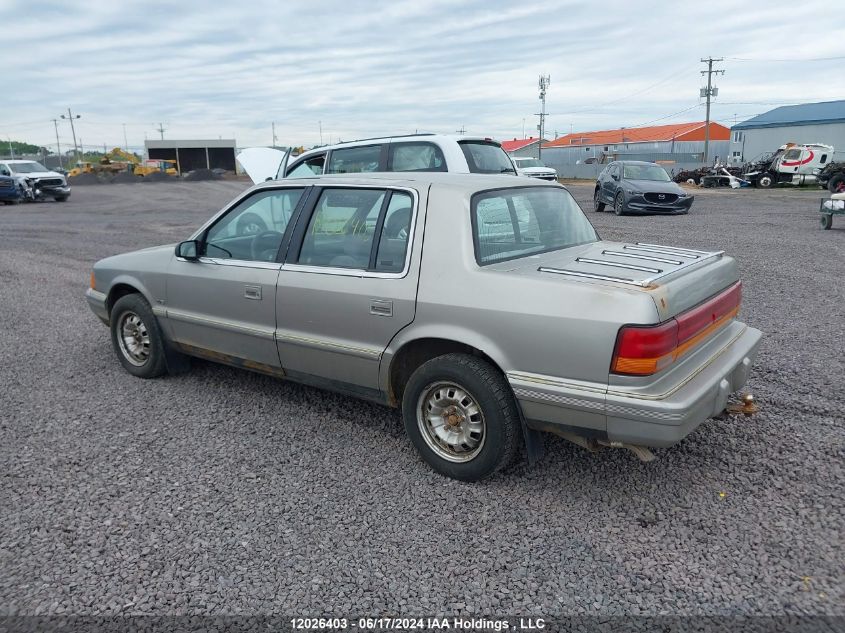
[68,148,177,178]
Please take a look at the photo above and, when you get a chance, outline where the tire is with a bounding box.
[757,173,775,189]
[828,173,845,194]
[613,192,626,216]
[109,294,168,378]
[236,212,267,236]
[593,189,605,212]
[402,353,521,481]
[820,214,833,230]
[54,195,69,202]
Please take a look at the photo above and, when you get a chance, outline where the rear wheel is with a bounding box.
[613,192,625,216]
[402,353,520,481]
[820,214,833,230]
[828,173,845,194]
[757,173,775,188]
[109,294,168,378]
[593,189,605,212]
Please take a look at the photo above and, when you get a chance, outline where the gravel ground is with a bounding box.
[0,181,842,619]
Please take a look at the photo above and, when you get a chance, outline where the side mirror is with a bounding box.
[611,174,619,181]
[0,169,9,176]
[175,240,200,260]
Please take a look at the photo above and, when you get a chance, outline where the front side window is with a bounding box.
[326,145,383,174]
[298,188,413,272]
[286,154,325,178]
[389,142,446,172]
[458,141,515,174]
[203,188,304,261]
[783,149,802,160]
[472,187,597,265]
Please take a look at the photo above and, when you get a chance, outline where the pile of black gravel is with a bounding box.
[184,168,220,182]
[140,171,176,183]
[67,173,103,185]
[111,171,138,184]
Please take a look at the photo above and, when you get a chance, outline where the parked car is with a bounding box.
[0,160,71,202]
[511,156,558,181]
[86,173,761,481]
[594,160,693,215]
[0,175,22,204]
[236,134,517,183]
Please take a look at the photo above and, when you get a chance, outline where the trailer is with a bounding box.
[819,193,845,230]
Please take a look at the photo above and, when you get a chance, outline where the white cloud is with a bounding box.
[2,0,843,151]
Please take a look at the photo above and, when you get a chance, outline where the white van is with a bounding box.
[237,134,517,184]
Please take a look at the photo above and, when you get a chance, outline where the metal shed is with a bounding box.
[144,139,237,175]
[730,100,845,163]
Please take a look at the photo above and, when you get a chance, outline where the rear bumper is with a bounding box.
[85,288,109,325]
[509,323,762,448]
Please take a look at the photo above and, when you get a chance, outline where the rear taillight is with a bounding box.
[611,281,742,376]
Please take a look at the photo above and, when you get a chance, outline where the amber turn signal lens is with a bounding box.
[89,271,96,290]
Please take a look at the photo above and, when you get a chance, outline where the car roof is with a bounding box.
[617,160,661,166]
[292,134,501,159]
[252,171,560,194]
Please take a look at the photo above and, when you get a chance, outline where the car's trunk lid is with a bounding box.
[501,241,739,321]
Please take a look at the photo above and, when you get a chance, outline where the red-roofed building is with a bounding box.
[544,121,729,148]
[499,137,548,159]
[540,121,731,178]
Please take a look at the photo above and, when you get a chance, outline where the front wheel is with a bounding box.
[757,173,774,188]
[820,214,833,230]
[402,353,521,481]
[593,189,605,212]
[613,192,626,216]
[54,195,69,202]
[109,294,168,378]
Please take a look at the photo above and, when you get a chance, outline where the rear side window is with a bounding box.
[326,145,383,174]
[297,188,414,272]
[389,142,446,172]
[472,187,597,265]
[459,141,516,174]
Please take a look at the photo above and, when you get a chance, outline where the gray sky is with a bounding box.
[4,0,844,152]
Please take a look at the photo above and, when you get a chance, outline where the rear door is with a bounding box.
[275,184,424,396]
[602,163,619,201]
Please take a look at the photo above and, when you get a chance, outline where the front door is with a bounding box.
[275,185,423,395]
[164,186,306,368]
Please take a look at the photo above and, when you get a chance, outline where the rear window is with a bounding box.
[459,141,516,174]
[472,187,597,265]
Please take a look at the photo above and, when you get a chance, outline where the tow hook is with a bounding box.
[726,393,759,417]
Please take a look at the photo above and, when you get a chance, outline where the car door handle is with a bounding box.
[244,285,262,300]
[370,299,393,317]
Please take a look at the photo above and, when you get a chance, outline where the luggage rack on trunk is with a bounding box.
[538,243,724,287]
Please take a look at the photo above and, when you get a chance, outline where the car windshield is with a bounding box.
[472,186,597,265]
[622,164,671,181]
[516,159,545,168]
[459,141,516,174]
[10,162,48,173]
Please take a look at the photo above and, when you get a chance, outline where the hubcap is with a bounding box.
[416,381,486,463]
[117,311,150,366]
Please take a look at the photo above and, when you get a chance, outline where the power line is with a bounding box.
[726,55,845,62]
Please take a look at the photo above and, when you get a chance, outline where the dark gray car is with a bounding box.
[594,161,693,215]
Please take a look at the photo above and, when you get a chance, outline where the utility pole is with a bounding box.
[536,75,550,160]
[318,120,323,145]
[123,124,129,152]
[156,123,165,140]
[700,57,724,165]
[272,122,278,148]
[52,119,63,168]
[61,108,81,165]
[456,125,466,135]
[7,137,13,159]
